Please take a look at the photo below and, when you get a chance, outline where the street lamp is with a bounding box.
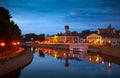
[0,42,5,47]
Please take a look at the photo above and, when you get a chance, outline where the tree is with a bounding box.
[38,33,45,42]
[81,30,97,35]
[117,30,120,35]
[71,31,78,36]
[23,33,38,41]
[0,6,21,46]
[81,30,91,35]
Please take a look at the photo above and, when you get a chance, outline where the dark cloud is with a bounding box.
[0,0,120,34]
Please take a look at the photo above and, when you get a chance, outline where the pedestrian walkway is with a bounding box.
[0,47,25,59]
[0,47,33,77]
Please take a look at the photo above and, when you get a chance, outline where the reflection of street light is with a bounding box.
[108,61,112,68]
[107,61,112,73]
[102,60,105,64]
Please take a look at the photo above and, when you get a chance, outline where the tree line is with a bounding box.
[0,6,21,47]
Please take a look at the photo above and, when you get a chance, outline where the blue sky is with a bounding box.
[0,0,120,34]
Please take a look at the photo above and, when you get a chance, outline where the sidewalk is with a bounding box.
[0,47,25,59]
[0,47,33,77]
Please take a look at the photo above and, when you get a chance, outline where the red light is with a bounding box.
[13,42,16,46]
[0,43,5,47]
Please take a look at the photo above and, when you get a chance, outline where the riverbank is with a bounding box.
[88,46,120,58]
[0,47,33,77]
[36,44,120,58]
[21,43,120,58]
[21,43,70,50]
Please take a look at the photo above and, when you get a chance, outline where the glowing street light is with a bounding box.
[0,42,5,47]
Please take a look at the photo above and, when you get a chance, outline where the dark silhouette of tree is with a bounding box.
[71,31,78,36]
[0,6,21,46]
[117,30,120,35]
[39,50,45,58]
[22,33,45,42]
[81,30,97,35]
[81,30,91,35]
[38,33,45,42]
[23,33,38,41]
[56,32,63,36]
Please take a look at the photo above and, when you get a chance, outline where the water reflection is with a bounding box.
[39,50,45,58]
[2,47,120,78]
[36,47,120,72]
[87,52,120,65]
[87,52,120,73]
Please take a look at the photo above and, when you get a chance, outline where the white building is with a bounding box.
[87,33,120,46]
[45,25,80,43]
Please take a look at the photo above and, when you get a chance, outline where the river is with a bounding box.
[2,47,120,78]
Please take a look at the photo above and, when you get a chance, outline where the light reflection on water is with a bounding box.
[3,47,120,78]
[18,47,120,78]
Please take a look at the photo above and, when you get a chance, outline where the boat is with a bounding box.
[69,43,88,52]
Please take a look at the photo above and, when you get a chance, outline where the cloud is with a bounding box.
[0,0,120,34]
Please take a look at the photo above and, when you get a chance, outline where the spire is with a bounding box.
[108,24,112,29]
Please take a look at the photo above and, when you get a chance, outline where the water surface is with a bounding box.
[19,47,120,78]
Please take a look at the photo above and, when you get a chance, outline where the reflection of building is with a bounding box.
[88,54,102,63]
[46,25,79,43]
[87,52,120,68]
[37,48,87,70]
[65,58,69,70]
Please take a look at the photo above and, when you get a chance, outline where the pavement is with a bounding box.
[0,47,25,59]
[0,47,33,77]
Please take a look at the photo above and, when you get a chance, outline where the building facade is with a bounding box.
[47,35,79,43]
[87,33,120,46]
[45,25,79,44]
[87,33,102,45]
[97,24,116,34]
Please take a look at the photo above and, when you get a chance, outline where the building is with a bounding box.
[46,25,79,43]
[87,24,120,46]
[100,34,120,46]
[87,33,102,45]
[97,24,116,34]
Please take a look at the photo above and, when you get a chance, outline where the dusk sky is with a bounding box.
[0,0,120,34]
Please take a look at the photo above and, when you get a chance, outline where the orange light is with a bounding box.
[108,40,111,43]
[0,43,5,47]
[13,42,16,46]
[17,42,20,45]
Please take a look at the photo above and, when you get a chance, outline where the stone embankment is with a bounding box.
[21,43,70,50]
[88,48,120,58]
[0,47,33,77]
[22,43,120,58]
[36,44,69,50]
